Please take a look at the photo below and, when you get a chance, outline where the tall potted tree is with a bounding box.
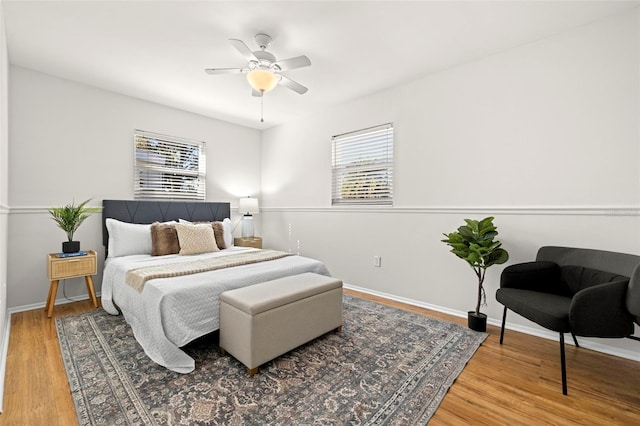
[442,216,509,332]
[49,199,102,253]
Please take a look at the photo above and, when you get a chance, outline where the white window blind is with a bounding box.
[331,123,394,206]
[134,130,206,200]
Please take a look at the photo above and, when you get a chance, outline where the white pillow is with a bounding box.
[222,218,234,247]
[106,218,152,258]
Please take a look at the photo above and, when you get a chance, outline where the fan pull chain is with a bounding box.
[260,94,264,123]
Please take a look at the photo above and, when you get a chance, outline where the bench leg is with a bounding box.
[248,367,258,376]
[336,325,342,333]
[220,347,226,356]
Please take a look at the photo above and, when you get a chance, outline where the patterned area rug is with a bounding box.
[56,295,486,425]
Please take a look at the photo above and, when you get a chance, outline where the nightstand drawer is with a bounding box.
[48,251,97,280]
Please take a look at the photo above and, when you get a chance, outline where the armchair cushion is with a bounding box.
[496,288,572,332]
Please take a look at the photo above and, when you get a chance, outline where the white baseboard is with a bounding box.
[344,283,640,362]
[7,292,102,315]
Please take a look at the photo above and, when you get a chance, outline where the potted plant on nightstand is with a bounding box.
[49,199,102,253]
[441,216,509,332]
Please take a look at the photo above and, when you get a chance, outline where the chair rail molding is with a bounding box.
[8,205,101,215]
[260,205,640,216]
[8,205,640,216]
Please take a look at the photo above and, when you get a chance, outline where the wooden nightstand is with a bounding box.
[234,237,262,249]
[46,250,98,317]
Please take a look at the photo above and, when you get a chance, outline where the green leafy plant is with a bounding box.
[49,199,102,242]
[442,216,509,315]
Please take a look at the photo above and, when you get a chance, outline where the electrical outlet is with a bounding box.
[373,256,381,267]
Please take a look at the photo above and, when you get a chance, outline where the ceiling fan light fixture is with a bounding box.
[247,69,279,92]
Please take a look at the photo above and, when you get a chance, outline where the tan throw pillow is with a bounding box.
[181,220,227,249]
[150,222,180,256]
[175,223,219,255]
[212,222,227,249]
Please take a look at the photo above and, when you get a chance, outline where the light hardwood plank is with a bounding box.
[1,299,95,426]
[0,291,638,425]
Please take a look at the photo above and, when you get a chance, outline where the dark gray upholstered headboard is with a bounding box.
[102,199,231,249]
[536,246,640,326]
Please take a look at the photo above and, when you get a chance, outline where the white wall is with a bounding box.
[261,10,640,358]
[7,66,262,308]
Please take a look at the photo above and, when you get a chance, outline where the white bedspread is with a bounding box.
[101,247,331,373]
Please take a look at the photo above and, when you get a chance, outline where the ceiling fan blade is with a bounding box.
[278,75,308,94]
[252,89,263,98]
[273,55,311,71]
[229,38,258,62]
[205,68,246,75]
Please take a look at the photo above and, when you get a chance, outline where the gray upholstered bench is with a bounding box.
[219,272,343,375]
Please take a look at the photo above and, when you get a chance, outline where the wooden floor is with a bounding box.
[1,290,639,425]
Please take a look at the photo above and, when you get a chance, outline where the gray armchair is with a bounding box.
[496,246,640,395]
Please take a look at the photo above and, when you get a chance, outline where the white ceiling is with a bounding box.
[3,1,639,129]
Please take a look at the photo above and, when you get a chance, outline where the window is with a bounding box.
[331,123,394,206]
[134,130,206,200]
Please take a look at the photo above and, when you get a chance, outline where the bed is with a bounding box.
[101,200,331,373]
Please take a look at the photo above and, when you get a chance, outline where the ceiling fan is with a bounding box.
[205,33,311,97]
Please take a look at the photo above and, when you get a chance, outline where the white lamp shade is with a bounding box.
[239,197,259,215]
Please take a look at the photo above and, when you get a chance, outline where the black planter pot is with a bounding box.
[468,311,487,332]
[62,241,80,253]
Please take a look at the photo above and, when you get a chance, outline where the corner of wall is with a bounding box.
[0,0,11,411]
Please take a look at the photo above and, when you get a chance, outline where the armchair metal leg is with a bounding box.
[560,333,568,395]
[500,306,507,344]
[571,332,580,348]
